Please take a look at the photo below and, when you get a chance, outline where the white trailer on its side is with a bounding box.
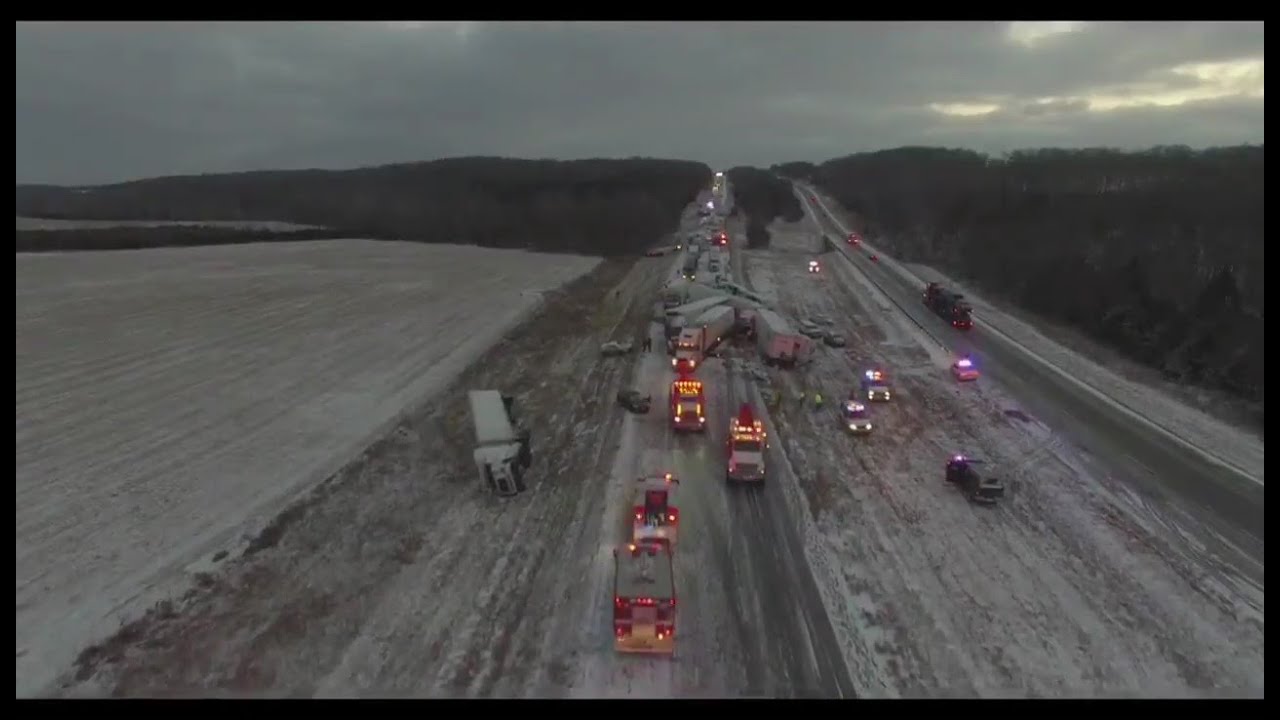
[468,390,532,497]
[754,308,810,368]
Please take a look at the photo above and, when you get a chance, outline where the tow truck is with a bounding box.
[612,539,676,654]
[669,375,707,432]
[952,357,980,382]
[726,404,767,483]
[632,473,680,547]
[859,369,892,402]
[944,455,1005,505]
[840,400,873,434]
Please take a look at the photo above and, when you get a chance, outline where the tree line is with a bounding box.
[15,226,351,253]
[15,157,711,257]
[724,166,803,248]
[774,146,1264,416]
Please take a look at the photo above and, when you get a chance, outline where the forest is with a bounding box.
[724,166,803,248]
[15,157,711,257]
[775,146,1264,415]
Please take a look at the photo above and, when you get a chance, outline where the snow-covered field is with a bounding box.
[799,187,1264,486]
[16,240,600,697]
[17,217,326,232]
[736,219,1263,696]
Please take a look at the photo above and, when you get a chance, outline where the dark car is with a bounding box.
[617,389,652,414]
[944,455,1005,505]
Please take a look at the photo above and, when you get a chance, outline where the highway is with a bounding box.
[795,183,1265,583]
[607,182,856,697]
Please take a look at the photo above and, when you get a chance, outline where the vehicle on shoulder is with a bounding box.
[617,389,652,414]
[944,455,1005,505]
[841,400,873,434]
[952,357,980,382]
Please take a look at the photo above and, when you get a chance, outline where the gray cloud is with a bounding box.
[15,21,1265,185]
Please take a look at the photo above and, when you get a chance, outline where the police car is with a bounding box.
[841,400,873,434]
[952,357,980,382]
[859,369,892,402]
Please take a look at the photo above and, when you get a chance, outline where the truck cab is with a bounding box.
[841,400,873,434]
[672,329,702,373]
[613,539,676,654]
[726,404,767,483]
[669,377,707,432]
[859,369,892,402]
[632,473,681,547]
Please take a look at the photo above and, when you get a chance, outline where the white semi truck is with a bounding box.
[754,308,810,368]
[673,305,737,373]
[467,390,532,497]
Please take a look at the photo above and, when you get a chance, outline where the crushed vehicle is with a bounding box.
[840,400,873,434]
[952,356,980,382]
[632,473,681,547]
[945,455,1005,505]
[726,403,767,483]
[600,340,635,357]
[823,331,847,347]
[859,369,892,402]
[613,539,676,655]
[617,389,652,414]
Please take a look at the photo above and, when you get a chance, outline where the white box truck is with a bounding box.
[468,390,532,497]
[755,308,810,368]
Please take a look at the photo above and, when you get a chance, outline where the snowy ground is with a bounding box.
[17,217,326,232]
[49,217,689,697]
[16,240,599,697]
[798,186,1263,486]
[735,219,1263,697]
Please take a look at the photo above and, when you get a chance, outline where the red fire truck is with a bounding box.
[612,539,676,654]
[669,376,706,432]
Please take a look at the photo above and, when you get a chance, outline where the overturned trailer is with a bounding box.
[754,308,810,368]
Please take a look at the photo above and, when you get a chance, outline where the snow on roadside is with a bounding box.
[17,216,327,232]
[15,240,600,697]
[745,219,1263,696]
[906,263,1264,483]
[800,185,1263,485]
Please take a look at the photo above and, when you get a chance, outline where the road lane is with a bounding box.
[797,184,1263,580]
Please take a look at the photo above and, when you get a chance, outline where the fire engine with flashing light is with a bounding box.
[726,403,767,483]
[841,400,873,434]
[612,538,676,654]
[669,375,707,432]
[952,356,980,382]
[632,473,681,547]
[859,369,892,402]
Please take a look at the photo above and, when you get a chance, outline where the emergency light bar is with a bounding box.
[956,359,973,368]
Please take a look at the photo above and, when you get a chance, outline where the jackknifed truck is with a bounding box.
[467,390,533,497]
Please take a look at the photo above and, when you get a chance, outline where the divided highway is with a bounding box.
[796,183,1264,581]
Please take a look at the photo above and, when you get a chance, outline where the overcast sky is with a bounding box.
[15,21,1265,185]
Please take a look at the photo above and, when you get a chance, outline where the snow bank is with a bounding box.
[17,217,326,232]
[15,240,600,697]
[800,185,1263,485]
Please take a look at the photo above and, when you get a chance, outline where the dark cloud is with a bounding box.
[15,21,1265,185]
